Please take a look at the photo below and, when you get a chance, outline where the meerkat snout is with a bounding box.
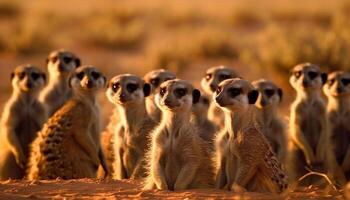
[11,64,46,93]
[252,79,283,109]
[106,74,151,105]
[214,78,258,110]
[289,63,327,91]
[324,71,350,97]
[69,66,106,91]
[156,79,200,111]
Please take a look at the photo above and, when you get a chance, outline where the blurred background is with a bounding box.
[0,0,350,123]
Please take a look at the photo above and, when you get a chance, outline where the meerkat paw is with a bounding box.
[231,183,246,193]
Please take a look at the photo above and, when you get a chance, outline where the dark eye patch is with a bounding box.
[111,82,119,92]
[308,71,318,80]
[127,83,138,93]
[227,87,242,98]
[265,89,275,97]
[91,71,100,80]
[175,88,187,97]
[76,72,85,80]
[18,72,26,80]
[328,78,335,86]
[51,56,58,63]
[63,56,72,64]
[341,78,350,86]
[202,97,209,105]
[150,78,160,87]
[216,86,222,94]
[160,87,166,96]
[293,71,302,79]
[205,73,212,80]
[31,72,40,80]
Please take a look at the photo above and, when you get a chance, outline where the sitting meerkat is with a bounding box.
[191,94,216,145]
[0,65,46,180]
[252,79,287,163]
[143,69,176,122]
[144,79,214,191]
[27,66,108,180]
[288,63,334,185]
[39,49,81,117]
[324,71,350,185]
[201,66,239,127]
[106,74,156,180]
[214,78,287,193]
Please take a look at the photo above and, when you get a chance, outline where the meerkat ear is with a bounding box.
[103,76,107,88]
[75,58,81,67]
[10,72,15,80]
[248,90,258,104]
[321,73,327,85]
[192,89,201,104]
[278,88,283,102]
[45,57,49,64]
[143,83,151,97]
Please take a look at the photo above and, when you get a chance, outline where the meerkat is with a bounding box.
[288,63,334,185]
[144,69,176,122]
[324,71,350,185]
[214,78,288,193]
[201,65,239,127]
[144,79,214,191]
[252,79,287,163]
[27,66,109,180]
[0,65,46,180]
[191,94,216,145]
[106,74,156,180]
[39,49,81,117]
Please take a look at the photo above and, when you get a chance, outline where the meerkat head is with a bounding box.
[215,78,258,112]
[106,74,151,106]
[155,79,201,113]
[11,64,46,94]
[252,79,283,109]
[201,65,239,95]
[46,49,81,77]
[144,69,176,95]
[289,63,327,92]
[69,66,106,93]
[324,71,350,98]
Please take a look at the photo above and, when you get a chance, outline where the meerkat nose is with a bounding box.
[86,79,93,88]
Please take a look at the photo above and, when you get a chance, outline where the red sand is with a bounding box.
[0,179,343,199]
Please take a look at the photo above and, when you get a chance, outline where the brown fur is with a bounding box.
[144,79,214,190]
[214,78,288,193]
[27,66,108,180]
[0,65,46,180]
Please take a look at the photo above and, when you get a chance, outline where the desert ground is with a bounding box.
[1,0,350,199]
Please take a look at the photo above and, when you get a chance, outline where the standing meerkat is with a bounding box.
[324,71,350,185]
[201,66,239,127]
[191,95,216,144]
[214,78,288,193]
[144,69,176,122]
[27,66,108,180]
[252,79,287,163]
[39,50,81,117]
[288,63,333,184]
[144,79,214,190]
[0,65,46,180]
[106,74,156,179]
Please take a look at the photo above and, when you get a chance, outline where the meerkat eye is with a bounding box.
[265,89,275,97]
[31,72,40,80]
[308,71,318,80]
[328,78,335,86]
[228,88,242,98]
[205,73,212,81]
[293,71,302,79]
[112,82,119,92]
[175,88,187,97]
[127,83,138,93]
[342,78,350,86]
[160,88,166,96]
[76,72,85,80]
[63,56,72,64]
[219,74,231,81]
[150,78,160,87]
[91,71,100,80]
[18,72,26,80]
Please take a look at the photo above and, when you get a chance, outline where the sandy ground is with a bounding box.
[0,179,343,200]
